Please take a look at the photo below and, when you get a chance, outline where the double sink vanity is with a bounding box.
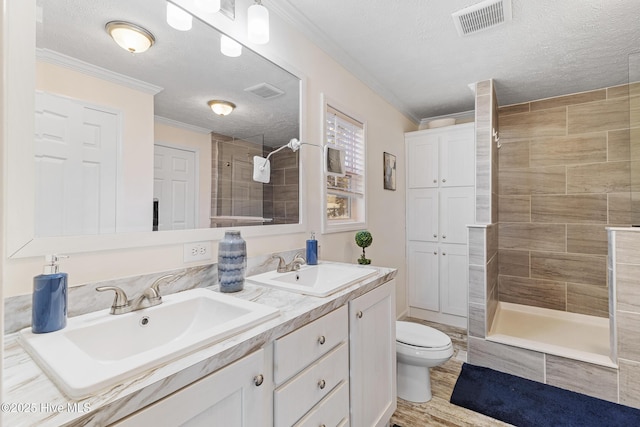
[5,261,397,426]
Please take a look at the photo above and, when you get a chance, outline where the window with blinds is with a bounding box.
[324,104,366,229]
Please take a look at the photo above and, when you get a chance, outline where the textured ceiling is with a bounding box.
[271,0,640,122]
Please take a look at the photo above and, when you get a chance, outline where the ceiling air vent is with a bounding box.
[452,0,512,36]
[244,83,285,99]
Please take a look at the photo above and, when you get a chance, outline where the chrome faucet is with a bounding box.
[271,252,306,273]
[96,274,175,315]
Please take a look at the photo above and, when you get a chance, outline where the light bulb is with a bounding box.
[166,2,192,31]
[221,35,242,57]
[195,0,221,14]
[247,3,269,44]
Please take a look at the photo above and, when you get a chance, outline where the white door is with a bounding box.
[408,242,440,311]
[439,124,475,187]
[406,134,439,188]
[407,189,439,242]
[440,243,469,317]
[349,280,396,427]
[439,187,475,244]
[154,144,196,230]
[34,92,119,237]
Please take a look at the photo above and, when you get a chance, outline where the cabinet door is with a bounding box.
[440,244,468,317]
[439,124,475,187]
[349,280,396,427]
[439,187,475,244]
[407,189,438,242]
[406,134,439,188]
[407,242,439,311]
[111,349,270,427]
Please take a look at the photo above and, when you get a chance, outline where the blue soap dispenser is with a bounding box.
[306,232,318,265]
[32,254,68,333]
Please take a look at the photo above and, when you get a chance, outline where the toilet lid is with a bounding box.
[396,321,451,348]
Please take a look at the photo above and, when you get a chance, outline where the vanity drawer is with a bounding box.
[294,380,350,427]
[274,305,347,384]
[274,341,349,427]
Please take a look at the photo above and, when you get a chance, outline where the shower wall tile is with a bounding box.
[486,285,499,332]
[476,94,491,127]
[608,193,633,225]
[545,355,618,402]
[566,161,631,194]
[619,359,640,409]
[476,160,490,196]
[531,252,606,287]
[499,107,566,140]
[531,194,608,224]
[476,80,491,96]
[499,195,531,222]
[469,265,485,304]
[499,166,566,195]
[566,224,608,255]
[617,310,640,362]
[529,134,607,167]
[615,231,640,264]
[468,302,485,338]
[498,275,566,310]
[616,263,640,313]
[566,282,609,318]
[487,253,498,295]
[498,250,530,278]
[498,140,530,169]
[468,227,486,266]
[476,195,490,224]
[467,337,545,382]
[607,83,632,99]
[487,223,498,261]
[568,97,630,135]
[498,102,530,116]
[499,223,565,252]
[530,89,606,111]
[609,129,631,161]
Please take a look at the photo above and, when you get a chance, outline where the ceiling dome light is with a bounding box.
[221,35,242,57]
[166,2,192,31]
[247,1,269,44]
[195,0,221,14]
[208,100,236,116]
[105,21,155,54]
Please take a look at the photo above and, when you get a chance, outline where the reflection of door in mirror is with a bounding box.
[35,92,119,237]
[153,144,196,231]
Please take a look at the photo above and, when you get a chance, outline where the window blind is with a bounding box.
[326,106,365,197]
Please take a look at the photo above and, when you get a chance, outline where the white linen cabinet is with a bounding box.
[405,123,475,328]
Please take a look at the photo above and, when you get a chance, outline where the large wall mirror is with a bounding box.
[7,0,303,256]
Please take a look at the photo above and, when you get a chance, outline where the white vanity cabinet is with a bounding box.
[111,348,271,427]
[349,279,396,427]
[405,123,475,328]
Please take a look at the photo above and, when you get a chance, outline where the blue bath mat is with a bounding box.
[450,363,640,427]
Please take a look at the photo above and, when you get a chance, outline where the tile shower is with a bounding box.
[467,79,640,408]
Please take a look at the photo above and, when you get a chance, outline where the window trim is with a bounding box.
[321,94,367,234]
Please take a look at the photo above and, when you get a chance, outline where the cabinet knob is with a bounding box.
[442,252,447,256]
[318,335,326,345]
[442,178,447,183]
[356,311,363,319]
[433,234,437,238]
[433,179,437,183]
[318,379,326,390]
[442,235,447,239]
[433,251,438,255]
[253,374,264,387]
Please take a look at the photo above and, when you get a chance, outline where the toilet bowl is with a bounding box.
[396,321,453,403]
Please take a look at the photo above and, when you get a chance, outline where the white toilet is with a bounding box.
[396,321,454,403]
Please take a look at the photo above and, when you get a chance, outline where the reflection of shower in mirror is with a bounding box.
[252,138,316,183]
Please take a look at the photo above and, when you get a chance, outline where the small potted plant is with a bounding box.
[355,230,373,265]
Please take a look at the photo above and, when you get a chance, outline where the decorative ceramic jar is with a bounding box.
[218,230,247,292]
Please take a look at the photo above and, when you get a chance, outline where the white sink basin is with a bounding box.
[18,288,279,399]
[246,262,377,297]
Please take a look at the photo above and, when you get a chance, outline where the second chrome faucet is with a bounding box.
[96,274,175,315]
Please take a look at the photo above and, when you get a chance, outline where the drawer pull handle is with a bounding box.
[253,374,264,387]
[318,379,326,390]
[356,311,363,319]
[318,335,326,345]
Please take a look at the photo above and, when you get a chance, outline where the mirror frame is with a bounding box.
[6,0,307,258]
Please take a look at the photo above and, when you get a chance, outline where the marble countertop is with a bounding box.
[3,263,397,427]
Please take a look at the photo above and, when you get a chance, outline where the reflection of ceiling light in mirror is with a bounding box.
[105,21,155,54]
[221,35,242,57]
[208,100,236,116]
[195,0,221,14]
[247,1,269,44]
[166,2,193,31]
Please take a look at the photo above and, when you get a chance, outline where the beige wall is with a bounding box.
[2,0,416,321]
[154,122,212,229]
[497,84,636,317]
[36,60,155,233]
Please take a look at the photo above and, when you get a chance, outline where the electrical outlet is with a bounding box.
[183,241,211,263]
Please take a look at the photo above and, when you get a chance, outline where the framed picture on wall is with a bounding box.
[383,152,396,191]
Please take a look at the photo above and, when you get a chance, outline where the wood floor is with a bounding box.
[390,318,512,427]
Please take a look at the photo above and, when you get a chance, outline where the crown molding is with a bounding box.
[154,115,212,135]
